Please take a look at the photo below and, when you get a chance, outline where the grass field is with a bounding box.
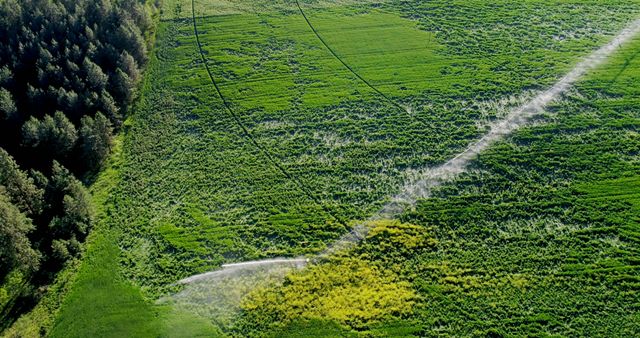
[9,0,640,336]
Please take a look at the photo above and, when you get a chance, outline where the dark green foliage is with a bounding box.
[0,152,94,330]
[0,149,93,277]
[0,89,16,120]
[0,191,39,278]
[22,112,78,158]
[79,113,113,171]
[0,149,43,216]
[46,162,93,241]
[0,0,156,172]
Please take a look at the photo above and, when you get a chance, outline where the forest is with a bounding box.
[0,0,158,327]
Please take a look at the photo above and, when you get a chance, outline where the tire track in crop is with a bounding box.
[295,0,408,113]
[190,0,349,228]
[609,47,640,85]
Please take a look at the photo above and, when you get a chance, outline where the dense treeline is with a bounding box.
[0,0,158,326]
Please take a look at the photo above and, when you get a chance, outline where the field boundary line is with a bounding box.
[190,0,349,228]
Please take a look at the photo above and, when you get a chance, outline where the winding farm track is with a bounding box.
[190,0,349,228]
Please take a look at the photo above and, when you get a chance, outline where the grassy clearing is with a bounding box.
[49,231,161,337]
[48,230,219,338]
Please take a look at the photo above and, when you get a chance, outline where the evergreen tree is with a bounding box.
[0,149,44,216]
[0,88,16,120]
[79,112,112,170]
[0,190,40,279]
[21,111,78,158]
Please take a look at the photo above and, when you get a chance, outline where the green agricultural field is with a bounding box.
[7,0,640,336]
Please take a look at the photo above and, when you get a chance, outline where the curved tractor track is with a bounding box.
[190,0,349,228]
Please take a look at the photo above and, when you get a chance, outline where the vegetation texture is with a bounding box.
[4,0,640,337]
